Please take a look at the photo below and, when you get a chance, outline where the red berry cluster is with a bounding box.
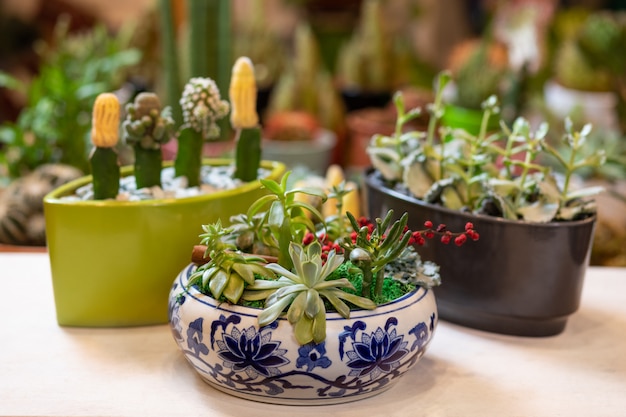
[411,221,480,246]
[301,217,480,262]
[302,232,343,262]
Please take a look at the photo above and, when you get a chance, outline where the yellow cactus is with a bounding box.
[229,56,259,129]
[342,181,361,218]
[322,164,345,217]
[91,93,120,148]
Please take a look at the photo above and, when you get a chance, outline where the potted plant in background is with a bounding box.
[0,16,141,248]
[265,21,344,170]
[43,57,286,327]
[545,9,625,134]
[364,71,606,336]
[169,165,477,404]
[335,0,412,112]
[232,0,286,122]
[441,37,516,135]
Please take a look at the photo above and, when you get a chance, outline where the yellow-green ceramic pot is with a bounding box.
[43,160,286,327]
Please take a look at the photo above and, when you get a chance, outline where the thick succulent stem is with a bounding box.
[234,127,261,182]
[134,147,163,189]
[373,269,385,298]
[174,127,203,187]
[90,147,120,199]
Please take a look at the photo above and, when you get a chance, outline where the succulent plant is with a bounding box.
[187,165,477,345]
[243,241,377,345]
[367,72,607,223]
[122,92,175,188]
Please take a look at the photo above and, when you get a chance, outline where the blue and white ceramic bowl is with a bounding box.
[169,263,438,405]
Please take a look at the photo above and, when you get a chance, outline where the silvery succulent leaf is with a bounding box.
[566,185,605,200]
[404,160,436,198]
[517,201,559,223]
[368,148,403,181]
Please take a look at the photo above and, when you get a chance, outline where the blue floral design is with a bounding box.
[296,342,332,371]
[187,317,210,356]
[216,325,289,378]
[345,319,408,380]
[169,301,184,344]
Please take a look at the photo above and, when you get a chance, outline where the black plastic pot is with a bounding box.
[364,169,597,337]
[341,89,392,112]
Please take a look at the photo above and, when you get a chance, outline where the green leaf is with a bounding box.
[404,160,435,198]
[517,201,559,223]
[331,290,377,311]
[304,289,320,318]
[287,291,307,324]
[319,289,351,318]
[311,299,327,344]
[222,274,245,304]
[294,314,314,345]
[231,263,256,285]
[0,72,26,92]
[208,269,229,299]
[246,194,277,217]
[566,186,605,200]
[258,294,296,327]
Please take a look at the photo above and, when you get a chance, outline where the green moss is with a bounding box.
[328,260,416,307]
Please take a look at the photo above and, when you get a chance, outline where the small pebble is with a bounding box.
[60,166,272,201]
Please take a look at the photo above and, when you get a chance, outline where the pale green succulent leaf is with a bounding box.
[287,291,307,324]
[257,293,296,327]
[304,289,320,318]
[293,313,314,345]
[311,298,327,344]
[326,288,377,311]
[208,269,229,299]
[222,274,245,304]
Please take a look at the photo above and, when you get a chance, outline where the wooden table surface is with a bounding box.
[1,253,625,417]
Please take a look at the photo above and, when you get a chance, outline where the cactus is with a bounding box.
[454,41,507,109]
[230,57,261,182]
[175,77,229,187]
[267,22,345,135]
[122,92,175,188]
[157,0,182,126]
[335,0,405,92]
[233,0,285,90]
[554,39,612,92]
[89,93,121,200]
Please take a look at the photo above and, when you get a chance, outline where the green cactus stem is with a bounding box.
[134,148,163,189]
[90,147,120,199]
[234,128,261,182]
[174,127,204,187]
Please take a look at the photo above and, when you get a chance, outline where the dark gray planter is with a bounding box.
[364,169,597,337]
